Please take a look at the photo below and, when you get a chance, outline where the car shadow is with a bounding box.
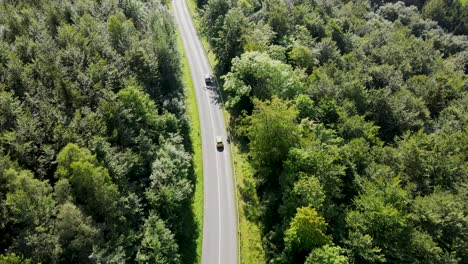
[205,84,223,106]
[216,146,224,152]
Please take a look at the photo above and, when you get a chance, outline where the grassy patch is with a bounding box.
[176,27,204,264]
[461,0,468,6]
[233,144,267,264]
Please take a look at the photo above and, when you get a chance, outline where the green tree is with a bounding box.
[411,189,468,261]
[247,97,299,178]
[202,0,231,45]
[223,52,304,115]
[423,0,468,35]
[264,0,291,39]
[243,21,275,52]
[108,12,137,54]
[56,202,97,264]
[55,143,119,222]
[346,175,413,263]
[281,140,346,209]
[0,253,31,264]
[99,85,179,176]
[393,130,467,194]
[280,173,326,221]
[215,8,246,73]
[136,213,180,264]
[305,245,349,264]
[2,167,59,263]
[284,207,331,261]
[288,45,315,72]
[146,136,193,223]
[0,91,22,132]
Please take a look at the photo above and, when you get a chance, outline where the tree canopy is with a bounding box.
[199,0,468,263]
[0,0,196,262]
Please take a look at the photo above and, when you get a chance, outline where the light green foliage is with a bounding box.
[4,168,55,227]
[284,207,331,256]
[295,94,317,120]
[53,179,73,205]
[223,52,304,114]
[338,114,380,145]
[436,93,468,133]
[1,166,59,263]
[55,143,119,220]
[136,213,181,264]
[305,245,349,264]
[0,253,31,264]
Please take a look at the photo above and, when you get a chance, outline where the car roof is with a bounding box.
[216,136,222,141]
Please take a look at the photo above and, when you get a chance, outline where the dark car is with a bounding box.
[205,74,214,85]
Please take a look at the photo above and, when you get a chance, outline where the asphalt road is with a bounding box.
[172,1,237,263]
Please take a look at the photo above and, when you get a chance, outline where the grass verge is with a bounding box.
[185,1,266,263]
[176,27,204,264]
[232,144,267,264]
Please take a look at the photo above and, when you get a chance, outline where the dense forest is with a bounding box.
[200,0,467,263]
[0,0,196,263]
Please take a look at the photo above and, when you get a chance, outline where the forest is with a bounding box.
[199,0,467,263]
[0,0,196,263]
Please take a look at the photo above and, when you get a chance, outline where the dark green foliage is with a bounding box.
[0,0,194,262]
[206,0,468,263]
[423,0,468,35]
[136,213,181,264]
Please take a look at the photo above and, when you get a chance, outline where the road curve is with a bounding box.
[171,1,237,264]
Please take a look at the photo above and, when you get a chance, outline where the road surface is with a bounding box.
[172,1,237,264]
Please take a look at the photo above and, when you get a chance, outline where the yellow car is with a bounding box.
[216,136,224,148]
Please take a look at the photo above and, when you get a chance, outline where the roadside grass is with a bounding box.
[461,0,467,6]
[232,143,267,264]
[176,27,204,264]
[185,1,266,263]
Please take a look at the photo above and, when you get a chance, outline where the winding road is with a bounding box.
[172,0,237,263]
